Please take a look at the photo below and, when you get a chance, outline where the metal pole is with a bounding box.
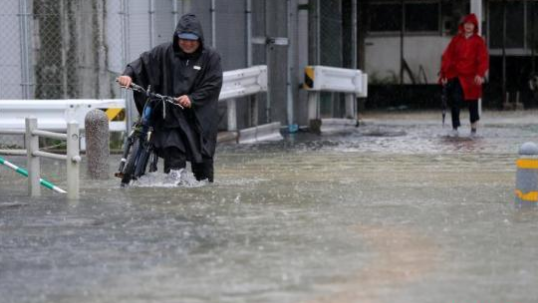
[470,0,483,36]
[286,0,296,130]
[530,1,538,76]
[345,0,358,120]
[471,0,483,115]
[315,0,320,65]
[498,0,502,107]
[172,0,179,27]
[307,0,320,122]
[25,118,40,197]
[0,156,66,194]
[245,0,258,127]
[121,0,133,135]
[265,0,272,123]
[19,0,31,99]
[60,0,68,99]
[66,121,80,199]
[399,0,404,85]
[149,0,155,48]
[246,0,253,66]
[211,0,216,48]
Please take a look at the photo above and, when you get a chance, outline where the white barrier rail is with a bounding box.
[303,65,368,133]
[219,65,270,137]
[219,65,267,101]
[0,118,80,199]
[303,65,368,96]
[0,99,125,132]
[0,65,276,145]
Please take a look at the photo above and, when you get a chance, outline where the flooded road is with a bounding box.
[1,110,538,303]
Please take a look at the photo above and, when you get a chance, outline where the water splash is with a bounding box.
[130,171,208,188]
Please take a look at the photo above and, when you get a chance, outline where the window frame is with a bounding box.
[366,0,442,37]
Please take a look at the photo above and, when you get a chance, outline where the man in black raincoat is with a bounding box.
[117,13,223,183]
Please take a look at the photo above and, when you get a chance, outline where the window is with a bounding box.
[367,1,439,34]
[405,3,439,32]
[489,1,525,49]
[527,1,537,52]
[368,3,402,32]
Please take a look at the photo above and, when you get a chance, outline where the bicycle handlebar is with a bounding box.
[118,80,184,109]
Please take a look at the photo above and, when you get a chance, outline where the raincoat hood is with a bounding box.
[459,13,479,35]
[173,14,205,54]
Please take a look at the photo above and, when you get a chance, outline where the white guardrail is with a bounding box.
[303,65,368,133]
[303,65,368,96]
[0,99,125,132]
[220,65,267,101]
[0,66,269,141]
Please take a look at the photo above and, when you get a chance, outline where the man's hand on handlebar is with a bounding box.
[175,95,192,108]
[116,76,133,88]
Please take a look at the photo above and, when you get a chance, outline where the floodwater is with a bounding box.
[1,110,538,303]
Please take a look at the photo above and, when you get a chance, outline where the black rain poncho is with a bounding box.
[123,14,223,163]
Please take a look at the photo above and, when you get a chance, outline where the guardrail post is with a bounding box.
[250,96,258,127]
[307,91,319,120]
[25,118,40,197]
[227,98,238,132]
[345,93,356,120]
[66,121,80,199]
[515,142,538,208]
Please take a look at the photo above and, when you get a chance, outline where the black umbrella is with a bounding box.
[441,84,448,127]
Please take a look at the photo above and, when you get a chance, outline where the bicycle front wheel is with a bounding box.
[120,139,141,186]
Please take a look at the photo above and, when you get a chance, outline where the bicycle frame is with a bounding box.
[115,83,183,186]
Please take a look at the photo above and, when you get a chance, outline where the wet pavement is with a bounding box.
[1,110,538,303]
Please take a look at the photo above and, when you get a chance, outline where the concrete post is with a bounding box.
[515,142,538,207]
[85,109,109,179]
[25,118,40,197]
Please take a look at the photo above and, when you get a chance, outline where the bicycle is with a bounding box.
[115,82,183,187]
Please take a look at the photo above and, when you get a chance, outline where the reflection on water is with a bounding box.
[1,113,538,303]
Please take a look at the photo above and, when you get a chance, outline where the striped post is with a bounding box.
[0,156,66,194]
[515,142,538,207]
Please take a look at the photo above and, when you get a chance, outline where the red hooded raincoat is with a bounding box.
[440,14,489,100]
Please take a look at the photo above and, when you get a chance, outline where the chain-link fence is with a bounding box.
[1,0,359,148]
[0,0,126,100]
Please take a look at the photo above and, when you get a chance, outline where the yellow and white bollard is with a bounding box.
[515,142,538,207]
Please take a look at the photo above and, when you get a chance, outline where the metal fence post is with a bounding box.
[345,0,358,120]
[287,0,296,131]
[121,0,133,135]
[245,0,258,128]
[211,0,217,48]
[25,118,40,197]
[19,0,32,99]
[66,121,80,199]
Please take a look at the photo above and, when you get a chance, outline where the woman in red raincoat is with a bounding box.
[440,13,489,136]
